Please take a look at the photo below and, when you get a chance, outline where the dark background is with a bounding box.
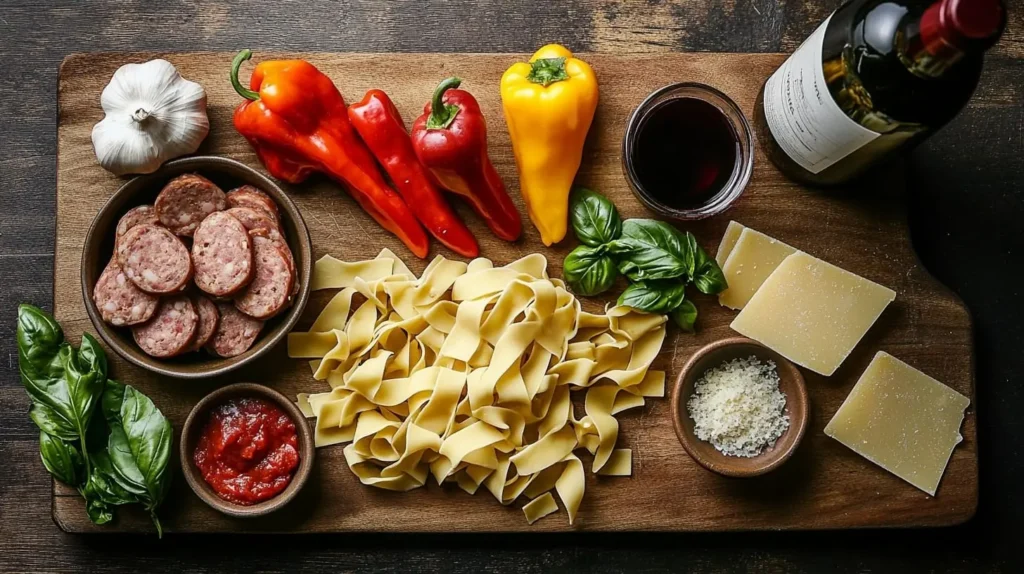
[1,1,1021,572]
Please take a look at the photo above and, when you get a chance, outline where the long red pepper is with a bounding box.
[348,90,480,258]
[411,78,522,242]
[229,50,429,258]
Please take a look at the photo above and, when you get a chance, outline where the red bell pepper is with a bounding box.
[411,78,522,242]
[348,90,480,258]
[229,50,429,259]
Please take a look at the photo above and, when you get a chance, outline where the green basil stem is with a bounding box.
[526,57,570,87]
[78,427,91,485]
[231,49,261,101]
[426,77,462,130]
[152,513,163,538]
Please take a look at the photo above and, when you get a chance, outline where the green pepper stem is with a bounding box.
[426,77,462,130]
[231,49,261,101]
[526,57,570,87]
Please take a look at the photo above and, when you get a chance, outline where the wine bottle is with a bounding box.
[754,0,1005,186]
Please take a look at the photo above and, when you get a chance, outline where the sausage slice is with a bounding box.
[250,227,298,299]
[206,304,263,358]
[131,295,198,358]
[234,236,294,319]
[192,211,254,297]
[114,205,160,249]
[116,224,193,294]
[155,174,227,237]
[226,186,280,224]
[92,258,159,326]
[189,294,220,352]
[226,206,282,242]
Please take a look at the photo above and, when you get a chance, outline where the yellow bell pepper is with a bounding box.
[501,44,598,246]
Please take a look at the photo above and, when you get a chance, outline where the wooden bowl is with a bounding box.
[179,382,315,518]
[671,337,809,477]
[81,156,312,379]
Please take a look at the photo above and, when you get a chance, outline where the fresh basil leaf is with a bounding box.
[670,299,699,333]
[106,424,148,497]
[17,304,65,381]
[692,240,728,295]
[85,450,142,507]
[683,232,701,278]
[60,344,104,440]
[563,245,619,296]
[101,377,127,426]
[18,306,106,450]
[117,384,174,506]
[29,402,78,442]
[694,264,728,295]
[608,219,693,281]
[608,238,684,282]
[617,280,687,314]
[77,333,108,383]
[39,430,83,485]
[570,187,622,247]
[85,497,114,525]
[102,381,173,537]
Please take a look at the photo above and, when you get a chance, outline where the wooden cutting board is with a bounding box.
[54,52,976,533]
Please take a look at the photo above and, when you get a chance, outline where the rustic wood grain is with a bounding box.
[2,0,1022,571]
[53,51,976,534]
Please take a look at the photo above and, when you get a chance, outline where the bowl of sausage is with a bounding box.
[83,156,312,379]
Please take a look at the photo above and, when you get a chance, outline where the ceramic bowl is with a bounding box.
[81,156,312,379]
[671,337,809,477]
[179,382,315,518]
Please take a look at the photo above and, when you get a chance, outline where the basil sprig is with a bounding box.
[563,244,618,296]
[561,188,728,331]
[618,281,687,314]
[17,304,172,536]
[570,187,622,247]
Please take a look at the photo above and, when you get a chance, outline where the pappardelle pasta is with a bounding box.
[289,249,667,525]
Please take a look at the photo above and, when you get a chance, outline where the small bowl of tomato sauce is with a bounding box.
[180,382,314,517]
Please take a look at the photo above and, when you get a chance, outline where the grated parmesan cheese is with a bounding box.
[686,356,789,457]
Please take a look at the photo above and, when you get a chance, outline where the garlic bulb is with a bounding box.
[91,59,210,176]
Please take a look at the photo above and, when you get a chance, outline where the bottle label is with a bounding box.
[762,14,880,174]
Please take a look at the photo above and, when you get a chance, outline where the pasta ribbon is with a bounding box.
[290,250,667,525]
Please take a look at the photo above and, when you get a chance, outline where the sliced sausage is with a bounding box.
[155,173,227,237]
[234,236,294,319]
[226,206,282,242]
[114,205,160,249]
[132,295,198,358]
[191,211,254,297]
[189,294,219,352]
[226,186,280,224]
[116,224,193,294]
[278,239,299,299]
[92,258,159,327]
[250,227,298,299]
[206,304,263,358]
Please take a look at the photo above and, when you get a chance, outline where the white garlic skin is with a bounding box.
[91,59,210,176]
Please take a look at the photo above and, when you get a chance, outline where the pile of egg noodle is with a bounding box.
[288,249,667,525]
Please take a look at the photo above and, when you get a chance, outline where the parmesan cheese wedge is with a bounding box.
[718,227,798,310]
[731,252,895,376]
[715,220,746,266]
[825,352,969,496]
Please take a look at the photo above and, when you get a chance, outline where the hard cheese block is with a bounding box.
[731,251,896,376]
[718,227,798,310]
[715,220,746,266]
[824,351,969,496]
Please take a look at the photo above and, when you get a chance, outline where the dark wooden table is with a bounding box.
[1,1,1021,571]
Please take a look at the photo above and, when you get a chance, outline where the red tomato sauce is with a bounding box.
[193,397,300,505]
